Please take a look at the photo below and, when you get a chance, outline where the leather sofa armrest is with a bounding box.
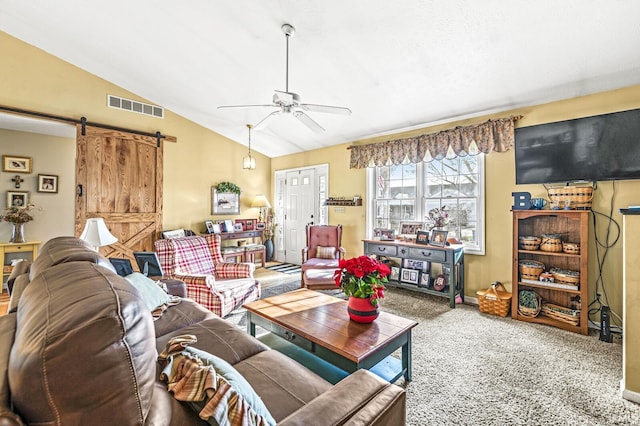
[156,278,187,298]
[0,410,25,426]
[278,370,406,426]
[6,260,30,295]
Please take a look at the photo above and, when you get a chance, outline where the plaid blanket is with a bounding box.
[158,335,274,426]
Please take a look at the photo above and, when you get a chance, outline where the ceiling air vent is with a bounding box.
[107,95,164,118]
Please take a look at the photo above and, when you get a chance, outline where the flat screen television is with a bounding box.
[515,108,640,184]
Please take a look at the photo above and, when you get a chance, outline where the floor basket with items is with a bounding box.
[512,210,589,334]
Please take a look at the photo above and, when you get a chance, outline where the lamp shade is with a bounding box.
[251,195,271,208]
[80,218,118,250]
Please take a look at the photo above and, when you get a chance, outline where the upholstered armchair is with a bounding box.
[154,234,260,317]
[301,224,346,272]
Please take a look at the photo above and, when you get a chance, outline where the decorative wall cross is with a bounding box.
[11,175,24,189]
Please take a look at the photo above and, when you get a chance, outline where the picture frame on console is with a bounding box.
[431,230,448,247]
[416,231,430,245]
[418,273,431,288]
[256,222,266,230]
[400,268,420,285]
[204,220,215,234]
[399,221,424,235]
[374,228,395,241]
[390,266,400,281]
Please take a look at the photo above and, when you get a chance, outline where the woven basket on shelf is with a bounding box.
[518,260,545,280]
[562,241,580,254]
[518,289,542,318]
[550,268,580,285]
[519,236,541,251]
[540,234,563,252]
[546,185,594,210]
[541,302,580,326]
[476,282,512,317]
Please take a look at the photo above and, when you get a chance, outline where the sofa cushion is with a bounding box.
[155,317,269,365]
[0,313,16,410]
[154,298,219,338]
[233,350,333,422]
[9,261,157,425]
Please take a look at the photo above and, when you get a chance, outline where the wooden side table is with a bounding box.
[1,241,40,293]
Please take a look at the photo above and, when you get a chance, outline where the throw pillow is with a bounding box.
[185,347,276,426]
[125,272,171,312]
[316,246,336,259]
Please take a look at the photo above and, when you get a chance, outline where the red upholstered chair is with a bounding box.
[154,234,260,317]
[301,224,346,273]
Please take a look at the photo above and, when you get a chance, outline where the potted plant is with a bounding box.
[0,203,35,243]
[334,255,390,323]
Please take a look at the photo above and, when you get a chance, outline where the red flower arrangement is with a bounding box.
[334,255,390,306]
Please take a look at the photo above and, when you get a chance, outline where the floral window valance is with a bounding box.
[349,115,522,168]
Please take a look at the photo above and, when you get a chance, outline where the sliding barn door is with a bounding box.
[75,125,163,263]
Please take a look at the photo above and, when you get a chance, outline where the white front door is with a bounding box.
[284,168,316,264]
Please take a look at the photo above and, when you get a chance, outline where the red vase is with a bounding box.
[347,296,379,323]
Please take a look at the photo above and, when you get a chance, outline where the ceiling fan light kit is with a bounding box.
[218,23,351,133]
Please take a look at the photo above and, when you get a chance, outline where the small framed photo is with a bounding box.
[223,220,235,232]
[244,218,256,231]
[416,231,430,245]
[433,274,447,291]
[7,191,29,208]
[204,220,215,234]
[233,223,243,232]
[390,266,400,281]
[418,273,431,288]
[402,258,430,272]
[212,189,240,215]
[400,268,420,285]
[431,230,448,247]
[399,221,424,235]
[256,222,266,230]
[234,219,246,230]
[2,155,32,173]
[374,228,395,241]
[37,174,58,193]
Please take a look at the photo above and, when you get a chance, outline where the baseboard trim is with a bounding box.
[464,295,478,305]
[620,380,640,404]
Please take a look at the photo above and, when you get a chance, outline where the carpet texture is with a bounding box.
[264,262,302,274]
[231,270,640,425]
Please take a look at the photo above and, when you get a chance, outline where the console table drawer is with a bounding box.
[365,243,397,257]
[408,247,446,263]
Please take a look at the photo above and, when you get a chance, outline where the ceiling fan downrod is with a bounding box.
[281,24,295,93]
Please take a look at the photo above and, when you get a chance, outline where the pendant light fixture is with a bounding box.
[243,124,256,170]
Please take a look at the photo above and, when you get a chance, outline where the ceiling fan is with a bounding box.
[218,23,351,133]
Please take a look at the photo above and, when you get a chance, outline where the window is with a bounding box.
[367,155,485,255]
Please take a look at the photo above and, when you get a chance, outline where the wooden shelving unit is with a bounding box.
[512,210,589,335]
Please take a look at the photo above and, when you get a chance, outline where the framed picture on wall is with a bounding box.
[6,191,29,208]
[2,155,32,173]
[212,188,240,215]
[37,174,58,193]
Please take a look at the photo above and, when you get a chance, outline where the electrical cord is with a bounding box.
[587,181,623,329]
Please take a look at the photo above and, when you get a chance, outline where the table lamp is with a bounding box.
[80,217,118,251]
[251,195,271,223]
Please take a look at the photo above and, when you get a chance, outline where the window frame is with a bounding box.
[366,155,485,255]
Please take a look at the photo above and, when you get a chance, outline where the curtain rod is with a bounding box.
[0,104,177,143]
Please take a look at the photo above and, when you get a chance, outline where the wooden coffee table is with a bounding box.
[243,289,418,382]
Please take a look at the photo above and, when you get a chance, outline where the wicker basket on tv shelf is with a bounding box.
[540,233,563,252]
[541,302,580,326]
[518,236,541,251]
[518,260,545,281]
[550,267,580,285]
[547,185,594,210]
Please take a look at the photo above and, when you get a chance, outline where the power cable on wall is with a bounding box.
[587,181,622,332]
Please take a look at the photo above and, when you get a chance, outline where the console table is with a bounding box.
[216,230,265,267]
[363,239,464,308]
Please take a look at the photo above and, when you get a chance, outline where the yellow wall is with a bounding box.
[622,213,640,399]
[273,85,640,325]
[0,31,271,235]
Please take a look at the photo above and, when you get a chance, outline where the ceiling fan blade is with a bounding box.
[217,104,276,110]
[293,111,325,133]
[254,110,281,130]
[299,103,352,115]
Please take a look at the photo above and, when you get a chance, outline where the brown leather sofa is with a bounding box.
[0,237,406,425]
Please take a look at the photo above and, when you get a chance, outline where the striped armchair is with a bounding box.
[154,234,260,317]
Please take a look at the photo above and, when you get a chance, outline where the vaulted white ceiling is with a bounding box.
[2,1,640,157]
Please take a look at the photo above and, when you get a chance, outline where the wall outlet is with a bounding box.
[334,207,346,213]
